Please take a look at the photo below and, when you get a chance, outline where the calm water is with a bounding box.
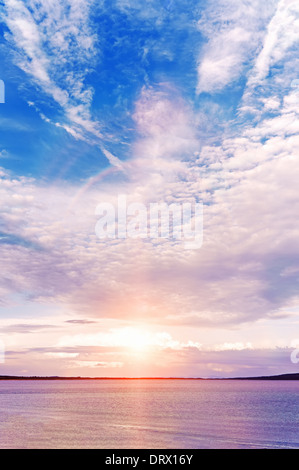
[0,379,298,449]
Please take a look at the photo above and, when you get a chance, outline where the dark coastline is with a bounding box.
[230,373,299,381]
[0,373,299,381]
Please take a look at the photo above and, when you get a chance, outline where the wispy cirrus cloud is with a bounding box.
[0,79,298,328]
[248,0,299,86]
[239,0,299,117]
[196,0,277,94]
[2,0,122,166]
[1,0,299,378]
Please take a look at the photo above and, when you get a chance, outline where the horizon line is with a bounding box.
[1,372,299,381]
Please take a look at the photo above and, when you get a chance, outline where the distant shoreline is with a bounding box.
[1,373,299,381]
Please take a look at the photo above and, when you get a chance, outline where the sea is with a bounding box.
[0,379,298,449]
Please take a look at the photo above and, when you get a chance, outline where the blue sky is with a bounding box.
[0,0,248,181]
[0,0,299,377]
[0,0,203,180]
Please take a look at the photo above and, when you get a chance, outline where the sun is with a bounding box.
[115,327,151,352]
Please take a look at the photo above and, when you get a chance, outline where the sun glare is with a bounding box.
[116,327,151,352]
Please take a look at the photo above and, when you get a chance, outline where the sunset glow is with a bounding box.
[0,0,299,379]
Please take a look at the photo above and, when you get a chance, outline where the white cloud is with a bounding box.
[196,0,277,94]
[72,361,123,369]
[214,342,253,351]
[132,85,199,160]
[197,27,252,94]
[3,0,122,167]
[0,93,298,329]
[57,327,202,352]
[1,41,299,328]
[238,0,299,117]
[248,0,299,86]
[262,97,281,110]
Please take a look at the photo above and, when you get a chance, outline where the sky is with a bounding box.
[0,0,299,378]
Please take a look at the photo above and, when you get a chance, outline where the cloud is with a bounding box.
[197,26,252,94]
[65,319,98,325]
[56,327,202,352]
[0,231,43,251]
[238,0,299,118]
[3,342,296,378]
[0,50,299,327]
[1,1,299,378]
[2,0,122,166]
[248,0,299,86]
[0,150,9,158]
[196,0,277,94]
[1,323,56,334]
[0,102,298,328]
[214,342,253,352]
[72,361,123,369]
[132,85,198,160]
